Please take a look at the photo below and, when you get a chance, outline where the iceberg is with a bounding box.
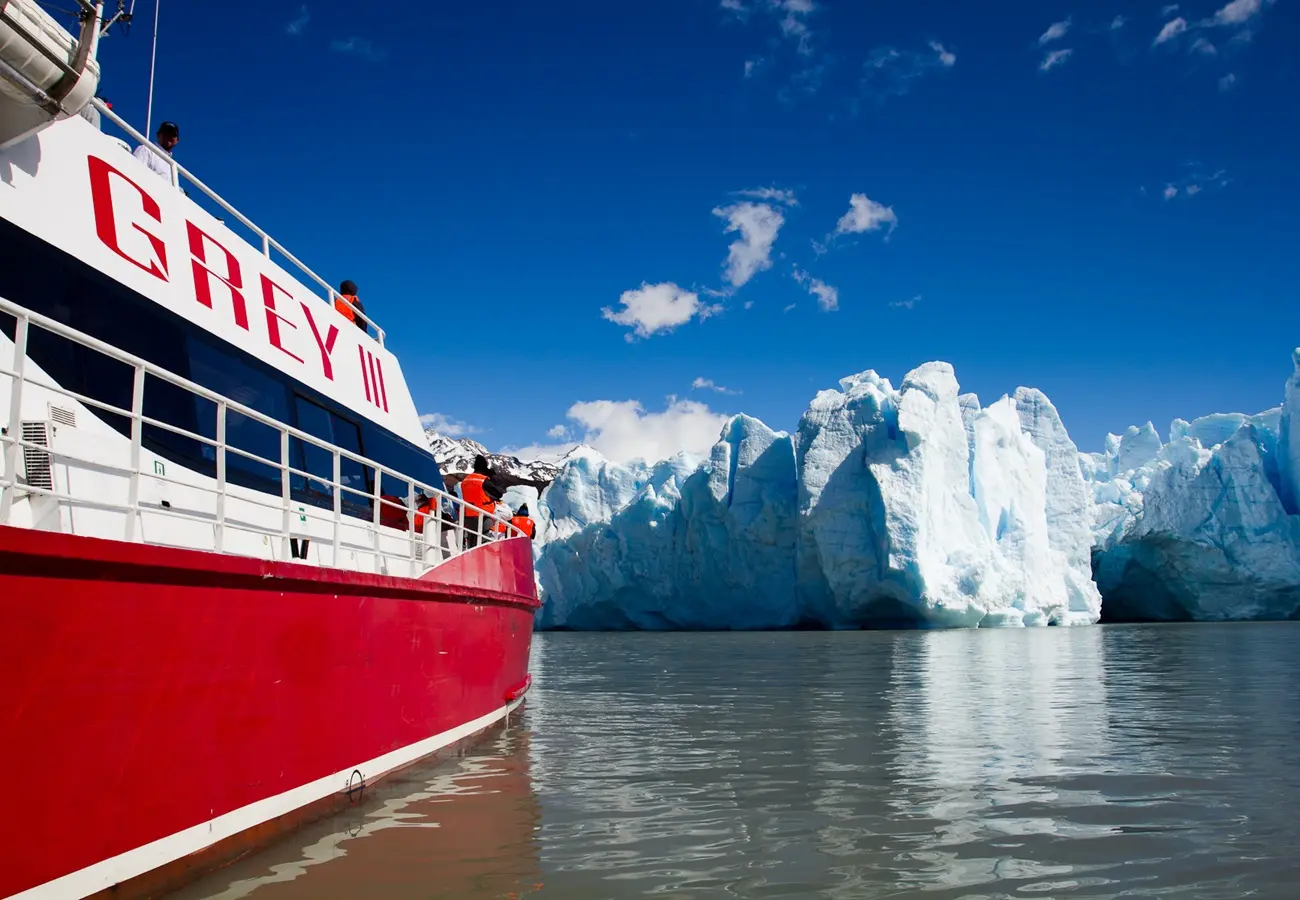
[1084,349,1300,621]
[533,418,798,630]
[534,362,1101,629]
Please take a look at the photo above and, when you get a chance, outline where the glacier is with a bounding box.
[528,361,1102,630]
[508,350,1300,629]
[1083,348,1300,622]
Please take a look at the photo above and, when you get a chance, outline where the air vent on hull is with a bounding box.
[20,421,53,491]
[48,405,76,426]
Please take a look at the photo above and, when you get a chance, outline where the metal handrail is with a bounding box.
[88,99,385,347]
[0,296,525,577]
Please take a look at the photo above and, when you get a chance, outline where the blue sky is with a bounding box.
[91,0,1299,459]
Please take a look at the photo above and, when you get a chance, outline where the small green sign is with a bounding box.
[153,461,165,476]
[298,505,307,523]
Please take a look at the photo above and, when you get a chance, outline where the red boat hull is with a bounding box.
[0,526,539,900]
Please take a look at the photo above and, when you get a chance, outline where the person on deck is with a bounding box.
[79,95,108,129]
[510,503,536,540]
[133,121,179,181]
[334,280,368,333]
[458,455,503,549]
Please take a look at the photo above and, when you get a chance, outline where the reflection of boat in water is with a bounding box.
[174,729,543,900]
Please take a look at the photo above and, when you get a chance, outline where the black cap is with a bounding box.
[340,279,358,295]
[158,121,179,137]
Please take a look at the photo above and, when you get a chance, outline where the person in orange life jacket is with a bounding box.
[458,455,503,549]
[413,492,436,535]
[334,280,367,333]
[493,503,536,539]
[510,503,536,540]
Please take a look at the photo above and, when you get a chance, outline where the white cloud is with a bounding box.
[1191,36,1217,54]
[1158,166,1228,200]
[692,377,741,395]
[602,282,722,340]
[1040,48,1074,70]
[1162,4,1180,14]
[546,424,570,440]
[1219,72,1238,91]
[743,300,755,310]
[330,37,388,62]
[419,412,479,437]
[834,192,898,236]
[1153,17,1188,45]
[792,267,839,312]
[1210,0,1268,26]
[890,295,920,310]
[782,303,797,313]
[861,42,957,97]
[929,41,957,67]
[744,59,759,77]
[535,398,730,464]
[1111,15,1127,29]
[721,0,747,12]
[736,186,799,206]
[775,0,817,55]
[714,202,785,288]
[285,5,310,36]
[1039,18,1071,45]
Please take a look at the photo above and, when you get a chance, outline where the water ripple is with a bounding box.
[177,623,1300,900]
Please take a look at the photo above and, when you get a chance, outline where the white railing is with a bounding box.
[0,295,526,579]
[88,99,385,347]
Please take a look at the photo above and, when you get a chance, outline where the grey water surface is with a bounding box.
[175,624,1300,900]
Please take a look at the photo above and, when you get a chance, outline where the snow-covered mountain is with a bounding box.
[424,430,560,488]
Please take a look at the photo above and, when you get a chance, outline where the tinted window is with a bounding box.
[292,396,368,512]
[188,338,288,492]
[362,422,444,502]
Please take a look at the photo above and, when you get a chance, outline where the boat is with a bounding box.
[0,3,540,897]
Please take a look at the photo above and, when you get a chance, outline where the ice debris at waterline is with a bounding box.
[1083,349,1300,622]
[530,362,1102,630]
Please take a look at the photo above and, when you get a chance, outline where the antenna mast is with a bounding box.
[144,0,159,136]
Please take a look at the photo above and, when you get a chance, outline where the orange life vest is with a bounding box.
[414,497,436,535]
[511,515,535,539]
[378,493,408,530]
[334,294,359,322]
[459,473,496,516]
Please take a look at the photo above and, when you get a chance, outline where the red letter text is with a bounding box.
[87,156,168,281]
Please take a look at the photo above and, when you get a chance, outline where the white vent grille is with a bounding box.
[48,405,76,427]
[21,421,53,491]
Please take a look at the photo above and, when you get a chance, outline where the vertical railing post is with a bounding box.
[214,400,227,553]
[261,234,270,257]
[407,482,417,578]
[371,467,383,574]
[280,430,291,561]
[0,317,30,524]
[332,449,342,567]
[456,495,465,558]
[124,364,146,542]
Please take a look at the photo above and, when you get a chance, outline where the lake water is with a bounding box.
[173,625,1300,899]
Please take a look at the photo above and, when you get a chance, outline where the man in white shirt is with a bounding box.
[132,121,180,181]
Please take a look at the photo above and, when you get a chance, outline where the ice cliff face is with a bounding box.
[534,419,799,630]
[533,362,1101,630]
[1083,349,1300,622]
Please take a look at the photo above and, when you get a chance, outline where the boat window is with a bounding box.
[361,423,443,503]
[291,396,368,511]
[188,338,289,492]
